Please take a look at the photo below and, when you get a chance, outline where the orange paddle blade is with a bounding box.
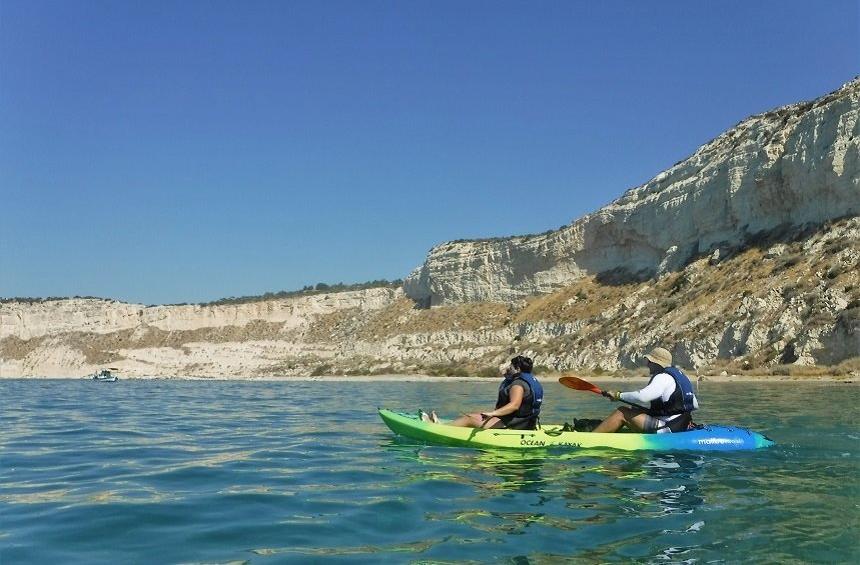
[558,375,603,395]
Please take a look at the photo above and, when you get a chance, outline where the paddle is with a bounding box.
[558,375,636,406]
[558,375,604,395]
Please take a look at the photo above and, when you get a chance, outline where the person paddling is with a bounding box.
[593,347,698,433]
[421,355,544,430]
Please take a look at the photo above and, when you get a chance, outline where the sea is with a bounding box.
[1,378,857,563]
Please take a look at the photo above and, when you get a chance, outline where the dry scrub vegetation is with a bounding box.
[3,219,857,377]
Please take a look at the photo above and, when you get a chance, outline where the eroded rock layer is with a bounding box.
[405,78,860,306]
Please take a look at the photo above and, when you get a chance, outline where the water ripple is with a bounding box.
[0,379,857,563]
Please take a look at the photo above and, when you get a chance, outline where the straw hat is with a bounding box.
[644,347,673,368]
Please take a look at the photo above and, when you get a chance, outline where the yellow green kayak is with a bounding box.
[379,409,775,451]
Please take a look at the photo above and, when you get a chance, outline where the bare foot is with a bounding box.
[430,410,440,424]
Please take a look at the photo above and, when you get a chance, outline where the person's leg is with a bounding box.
[593,409,625,433]
[665,413,691,432]
[621,407,650,432]
[481,416,503,429]
[448,412,486,428]
[593,407,650,433]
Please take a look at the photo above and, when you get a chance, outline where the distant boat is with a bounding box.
[90,368,119,382]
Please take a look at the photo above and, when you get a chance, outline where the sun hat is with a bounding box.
[644,347,672,368]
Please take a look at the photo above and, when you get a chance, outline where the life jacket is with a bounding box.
[496,372,544,419]
[647,366,697,417]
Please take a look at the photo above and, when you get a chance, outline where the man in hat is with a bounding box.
[593,346,699,433]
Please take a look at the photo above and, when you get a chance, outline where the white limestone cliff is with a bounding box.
[405,78,860,305]
[0,288,397,341]
[2,216,856,377]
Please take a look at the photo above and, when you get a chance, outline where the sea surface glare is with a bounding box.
[1,379,857,563]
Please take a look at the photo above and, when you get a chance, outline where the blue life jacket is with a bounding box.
[496,372,544,419]
[647,366,697,417]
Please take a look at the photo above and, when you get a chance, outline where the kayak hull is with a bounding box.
[379,409,774,451]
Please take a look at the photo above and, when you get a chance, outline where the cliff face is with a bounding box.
[1,217,857,377]
[405,79,860,305]
[0,289,396,340]
[2,80,858,378]
[0,289,399,377]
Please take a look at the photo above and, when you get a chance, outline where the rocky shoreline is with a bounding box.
[2,373,855,383]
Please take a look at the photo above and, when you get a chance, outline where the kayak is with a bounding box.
[379,409,775,452]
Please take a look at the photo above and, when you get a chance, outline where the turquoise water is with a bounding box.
[1,379,857,563]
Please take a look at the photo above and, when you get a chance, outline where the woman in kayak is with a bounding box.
[593,346,698,433]
[421,355,544,430]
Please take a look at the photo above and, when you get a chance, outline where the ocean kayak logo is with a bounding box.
[520,439,546,446]
[518,436,581,448]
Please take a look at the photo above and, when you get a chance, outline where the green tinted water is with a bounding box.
[1,379,857,563]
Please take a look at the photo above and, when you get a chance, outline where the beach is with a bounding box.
[3,372,855,383]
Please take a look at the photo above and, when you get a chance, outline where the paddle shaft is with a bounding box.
[599,390,638,407]
[559,375,639,407]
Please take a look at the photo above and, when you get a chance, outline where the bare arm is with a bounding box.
[483,384,524,418]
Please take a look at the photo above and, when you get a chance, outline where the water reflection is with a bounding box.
[384,440,707,512]
[1,379,856,564]
[635,453,706,517]
[383,439,548,492]
[381,437,714,558]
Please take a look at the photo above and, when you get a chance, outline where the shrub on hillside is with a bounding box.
[201,279,403,307]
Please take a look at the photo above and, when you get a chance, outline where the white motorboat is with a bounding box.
[90,368,119,382]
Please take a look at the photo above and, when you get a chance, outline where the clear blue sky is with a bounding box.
[1,1,857,305]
